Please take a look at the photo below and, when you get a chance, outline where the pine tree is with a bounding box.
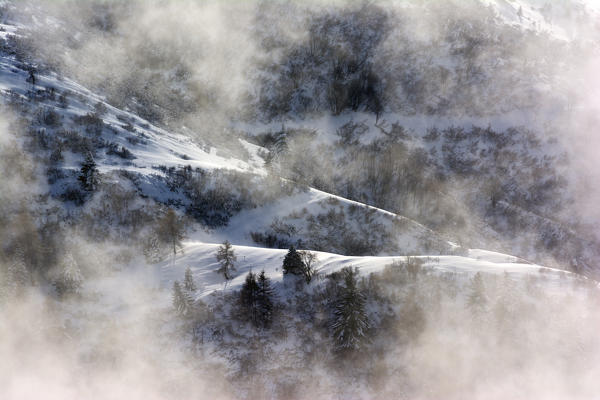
[183,267,197,293]
[239,270,274,328]
[172,280,194,317]
[216,240,236,281]
[257,270,274,328]
[331,267,370,351]
[240,271,259,325]
[282,246,305,276]
[155,209,185,259]
[78,152,99,192]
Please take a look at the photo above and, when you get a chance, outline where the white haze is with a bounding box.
[2,0,600,399]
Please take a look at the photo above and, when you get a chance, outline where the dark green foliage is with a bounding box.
[240,271,260,324]
[239,270,274,328]
[78,152,99,192]
[331,267,370,351]
[216,240,236,281]
[257,270,274,327]
[282,246,305,276]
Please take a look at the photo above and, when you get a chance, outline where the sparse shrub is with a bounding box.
[74,112,104,135]
[106,143,135,160]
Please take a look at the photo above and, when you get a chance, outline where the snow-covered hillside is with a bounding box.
[0,18,458,256]
[2,1,600,399]
[162,242,571,298]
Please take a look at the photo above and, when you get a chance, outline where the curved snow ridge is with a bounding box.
[160,242,573,298]
[308,187,448,243]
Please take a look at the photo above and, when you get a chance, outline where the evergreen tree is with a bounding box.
[53,252,83,297]
[172,280,194,317]
[78,152,99,192]
[156,209,185,259]
[183,267,197,293]
[239,270,274,328]
[282,246,305,276]
[240,271,259,325]
[257,270,274,328]
[216,240,236,281]
[331,267,370,351]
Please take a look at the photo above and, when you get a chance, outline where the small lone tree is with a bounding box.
[156,209,185,260]
[331,267,370,352]
[26,68,36,87]
[282,246,305,276]
[78,152,99,192]
[183,267,197,293]
[216,240,237,282]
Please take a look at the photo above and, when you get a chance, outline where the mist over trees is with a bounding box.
[1,0,600,399]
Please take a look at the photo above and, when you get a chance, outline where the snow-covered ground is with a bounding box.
[161,241,577,299]
[0,53,263,175]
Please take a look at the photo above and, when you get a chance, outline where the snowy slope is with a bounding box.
[189,186,455,255]
[161,241,575,299]
[0,19,458,257]
[0,52,262,175]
